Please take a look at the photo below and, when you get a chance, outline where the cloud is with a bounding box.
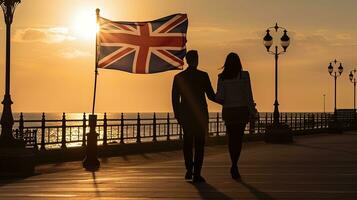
[59,48,91,59]
[190,26,229,33]
[13,27,76,43]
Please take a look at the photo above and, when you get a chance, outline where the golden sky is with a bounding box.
[1,0,357,113]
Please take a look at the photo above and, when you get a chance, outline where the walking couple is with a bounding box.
[172,50,256,183]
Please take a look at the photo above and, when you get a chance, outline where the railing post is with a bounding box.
[61,112,67,149]
[166,113,170,141]
[265,113,268,133]
[82,113,87,147]
[299,113,302,131]
[152,112,157,142]
[120,113,125,144]
[324,113,326,128]
[103,112,108,146]
[303,113,306,131]
[136,113,141,143]
[295,113,298,130]
[33,130,38,151]
[19,112,24,137]
[216,112,220,137]
[40,112,46,151]
[179,124,183,140]
[257,112,261,134]
[15,129,19,139]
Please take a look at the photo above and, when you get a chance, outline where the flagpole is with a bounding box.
[92,8,100,115]
[83,8,101,171]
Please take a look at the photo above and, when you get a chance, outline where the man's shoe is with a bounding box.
[230,166,241,180]
[192,175,206,183]
[185,171,193,180]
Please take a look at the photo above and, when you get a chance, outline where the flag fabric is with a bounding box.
[98,14,188,74]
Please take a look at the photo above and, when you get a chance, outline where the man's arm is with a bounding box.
[246,72,256,117]
[215,76,224,104]
[171,76,181,121]
[204,73,218,103]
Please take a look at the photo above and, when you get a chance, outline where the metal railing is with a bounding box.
[11,112,355,150]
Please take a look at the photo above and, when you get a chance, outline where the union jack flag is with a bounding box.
[98,14,188,74]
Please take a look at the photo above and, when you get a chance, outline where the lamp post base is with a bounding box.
[83,115,100,171]
[0,130,34,177]
[0,148,35,177]
[328,118,343,133]
[264,123,293,144]
[350,119,357,130]
[0,135,26,148]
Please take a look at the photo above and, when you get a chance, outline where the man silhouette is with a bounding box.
[172,50,216,183]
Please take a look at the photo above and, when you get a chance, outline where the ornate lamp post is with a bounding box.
[0,0,23,147]
[327,59,343,114]
[263,23,290,125]
[0,0,34,177]
[349,69,356,119]
[262,23,293,143]
[323,94,326,113]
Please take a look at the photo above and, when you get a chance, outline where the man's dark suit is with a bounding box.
[172,66,216,176]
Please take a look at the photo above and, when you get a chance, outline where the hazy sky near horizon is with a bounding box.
[1,0,357,113]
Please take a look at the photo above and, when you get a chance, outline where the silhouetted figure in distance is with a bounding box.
[172,50,217,183]
[216,52,256,180]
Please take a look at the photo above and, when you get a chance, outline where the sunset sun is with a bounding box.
[73,10,99,39]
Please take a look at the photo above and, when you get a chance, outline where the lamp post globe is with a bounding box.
[328,63,333,74]
[338,63,343,74]
[280,30,290,51]
[263,30,273,51]
[349,69,357,121]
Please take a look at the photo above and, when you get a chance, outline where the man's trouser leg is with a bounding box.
[182,126,194,172]
[193,131,205,176]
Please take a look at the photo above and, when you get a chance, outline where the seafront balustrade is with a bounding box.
[9,112,355,150]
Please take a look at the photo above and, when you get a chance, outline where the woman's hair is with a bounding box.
[219,52,242,80]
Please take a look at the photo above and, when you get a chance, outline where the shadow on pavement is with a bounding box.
[293,143,356,156]
[192,182,234,200]
[239,180,276,200]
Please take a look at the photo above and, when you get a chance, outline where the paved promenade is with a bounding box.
[0,132,357,199]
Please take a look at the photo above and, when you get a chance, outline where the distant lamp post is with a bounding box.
[327,60,343,114]
[323,94,326,113]
[327,59,343,133]
[263,23,293,143]
[349,69,357,119]
[0,0,23,147]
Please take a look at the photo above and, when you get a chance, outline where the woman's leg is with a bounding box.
[227,123,246,166]
[226,123,239,166]
[227,122,246,179]
[235,123,246,163]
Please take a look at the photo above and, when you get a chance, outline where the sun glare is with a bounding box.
[73,10,99,39]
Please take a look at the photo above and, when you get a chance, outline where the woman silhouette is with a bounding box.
[216,52,255,179]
